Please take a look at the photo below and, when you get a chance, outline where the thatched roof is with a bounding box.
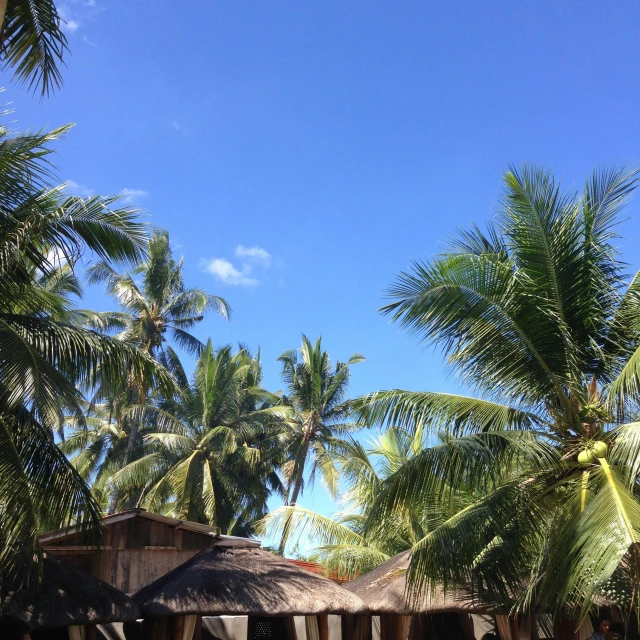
[133,539,369,617]
[1,553,140,630]
[343,551,498,615]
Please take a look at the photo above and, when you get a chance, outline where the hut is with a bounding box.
[344,552,633,640]
[133,536,368,640]
[40,509,242,594]
[343,551,508,640]
[1,552,140,639]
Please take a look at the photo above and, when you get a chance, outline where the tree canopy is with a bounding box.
[356,166,640,617]
[0,121,173,587]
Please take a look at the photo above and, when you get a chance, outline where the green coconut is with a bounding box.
[578,449,595,465]
[592,440,608,458]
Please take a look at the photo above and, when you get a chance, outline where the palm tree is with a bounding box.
[357,166,640,617]
[0,120,172,586]
[279,335,365,507]
[87,229,230,360]
[110,341,288,535]
[86,229,230,512]
[259,424,460,577]
[274,336,364,552]
[0,0,68,96]
[59,400,137,511]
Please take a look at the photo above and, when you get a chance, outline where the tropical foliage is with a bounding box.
[7,98,638,627]
[355,166,640,616]
[0,120,171,586]
[85,229,229,513]
[108,341,288,535]
[275,335,364,551]
[59,400,138,511]
[0,0,68,96]
[86,229,229,360]
[259,424,467,577]
[278,335,365,507]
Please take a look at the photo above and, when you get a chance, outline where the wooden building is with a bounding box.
[39,509,358,640]
[39,508,256,594]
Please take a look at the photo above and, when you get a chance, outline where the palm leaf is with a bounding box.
[1,0,68,96]
[355,390,541,435]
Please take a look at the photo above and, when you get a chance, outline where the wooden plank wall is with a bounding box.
[43,516,214,593]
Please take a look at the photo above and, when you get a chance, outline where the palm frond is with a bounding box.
[355,390,541,435]
[256,505,365,548]
[110,452,169,491]
[0,409,102,585]
[311,545,391,580]
[1,0,68,96]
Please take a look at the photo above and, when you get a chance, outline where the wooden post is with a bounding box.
[408,615,425,640]
[518,616,532,640]
[554,619,580,640]
[173,616,184,640]
[355,615,373,640]
[381,614,398,640]
[396,615,411,640]
[193,616,202,640]
[319,614,329,640]
[510,616,520,640]
[146,619,168,640]
[342,615,356,640]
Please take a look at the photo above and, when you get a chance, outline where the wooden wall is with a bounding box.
[43,515,214,594]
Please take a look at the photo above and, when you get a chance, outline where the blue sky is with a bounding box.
[7,1,640,526]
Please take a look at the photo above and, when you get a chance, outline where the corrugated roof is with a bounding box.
[287,559,349,584]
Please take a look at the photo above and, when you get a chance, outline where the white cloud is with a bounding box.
[66,179,94,197]
[171,120,182,131]
[235,245,271,266]
[82,34,96,46]
[58,5,80,32]
[201,258,259,286]
[45,245,69,269]
[202,244,274,286]
[65,182,149,204]
[62,19,80,33]
[58,1,100,35]
[119,188,148,204]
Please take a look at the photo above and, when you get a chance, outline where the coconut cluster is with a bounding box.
[577,440,608,465]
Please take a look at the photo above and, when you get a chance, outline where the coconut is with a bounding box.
[578,449,595,465]
[592,440,608,458]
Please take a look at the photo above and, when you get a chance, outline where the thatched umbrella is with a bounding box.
[133,538,368,618]
[343,551,508,640]
[343,550,495,615]
[1,552,140,631]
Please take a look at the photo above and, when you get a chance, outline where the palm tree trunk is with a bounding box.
[277,472,304,554]
[0,0,7,34]
[278,437,310,553]
[106,417,140,514]
[107,381,146,515]
[288,474,303,507]
[106,487,121,514]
